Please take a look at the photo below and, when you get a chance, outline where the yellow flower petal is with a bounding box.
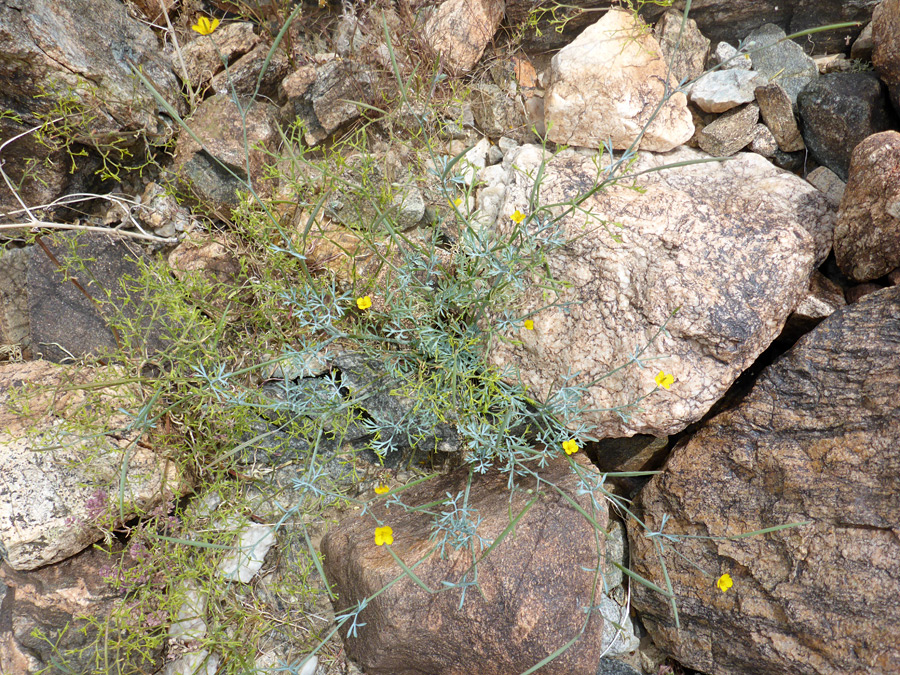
[374,484,390,495]
[524,319,534,330]
[655,371,674,390]
[562,439,579,455]
[510,209,526,224]
[716,573,733,592]
[191,16,220,35]
[356,295,373,310]
[374,525,394,546]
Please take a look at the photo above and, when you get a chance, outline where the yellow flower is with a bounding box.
[562,439,579,455]
[524,319,534,330]
[356,295,373,310]
[655,371,674,390]
[374,525,394,546]
[374,484,390,495]
[716,573,733,592]
[191,16,220,35]
[510,209,526,224]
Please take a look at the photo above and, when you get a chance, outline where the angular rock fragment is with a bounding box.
[709,41,752,70]
[754,82,804,152]
[27,232,174,364]
[0,546,161,673]
[174,94,280,213]
[781,270,845,341]
[748,123,777,158]
[179,22,259,89]
[805,166,845,207]
[0,0,183,216]
[697,102,759,156]
[281,60,377,147]
[210,42,291,99]
[851,21,874,62]
[689,69,765,113]
[470,83,535,144]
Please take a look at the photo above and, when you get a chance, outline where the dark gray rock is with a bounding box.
[628,284,900,675]
[683,1,875,56]
[596,657,642,675]
[27,232,173,363]
[744,23,818,104]
[0,118,73,222]
[772,147,806,172]
[251,353,461,468]
[797,72,893,180]
[590,435,669,473]
[332,353,460,465]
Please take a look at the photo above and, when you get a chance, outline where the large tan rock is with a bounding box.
[423,0,504,75]
[627,285,900,674]
[0,361,189,570]
[834,131,900,281]
[321,453,636,675]
[544,9,694,152]
[485,145,833,438]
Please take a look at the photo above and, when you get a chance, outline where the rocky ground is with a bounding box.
[2,1,899,674]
